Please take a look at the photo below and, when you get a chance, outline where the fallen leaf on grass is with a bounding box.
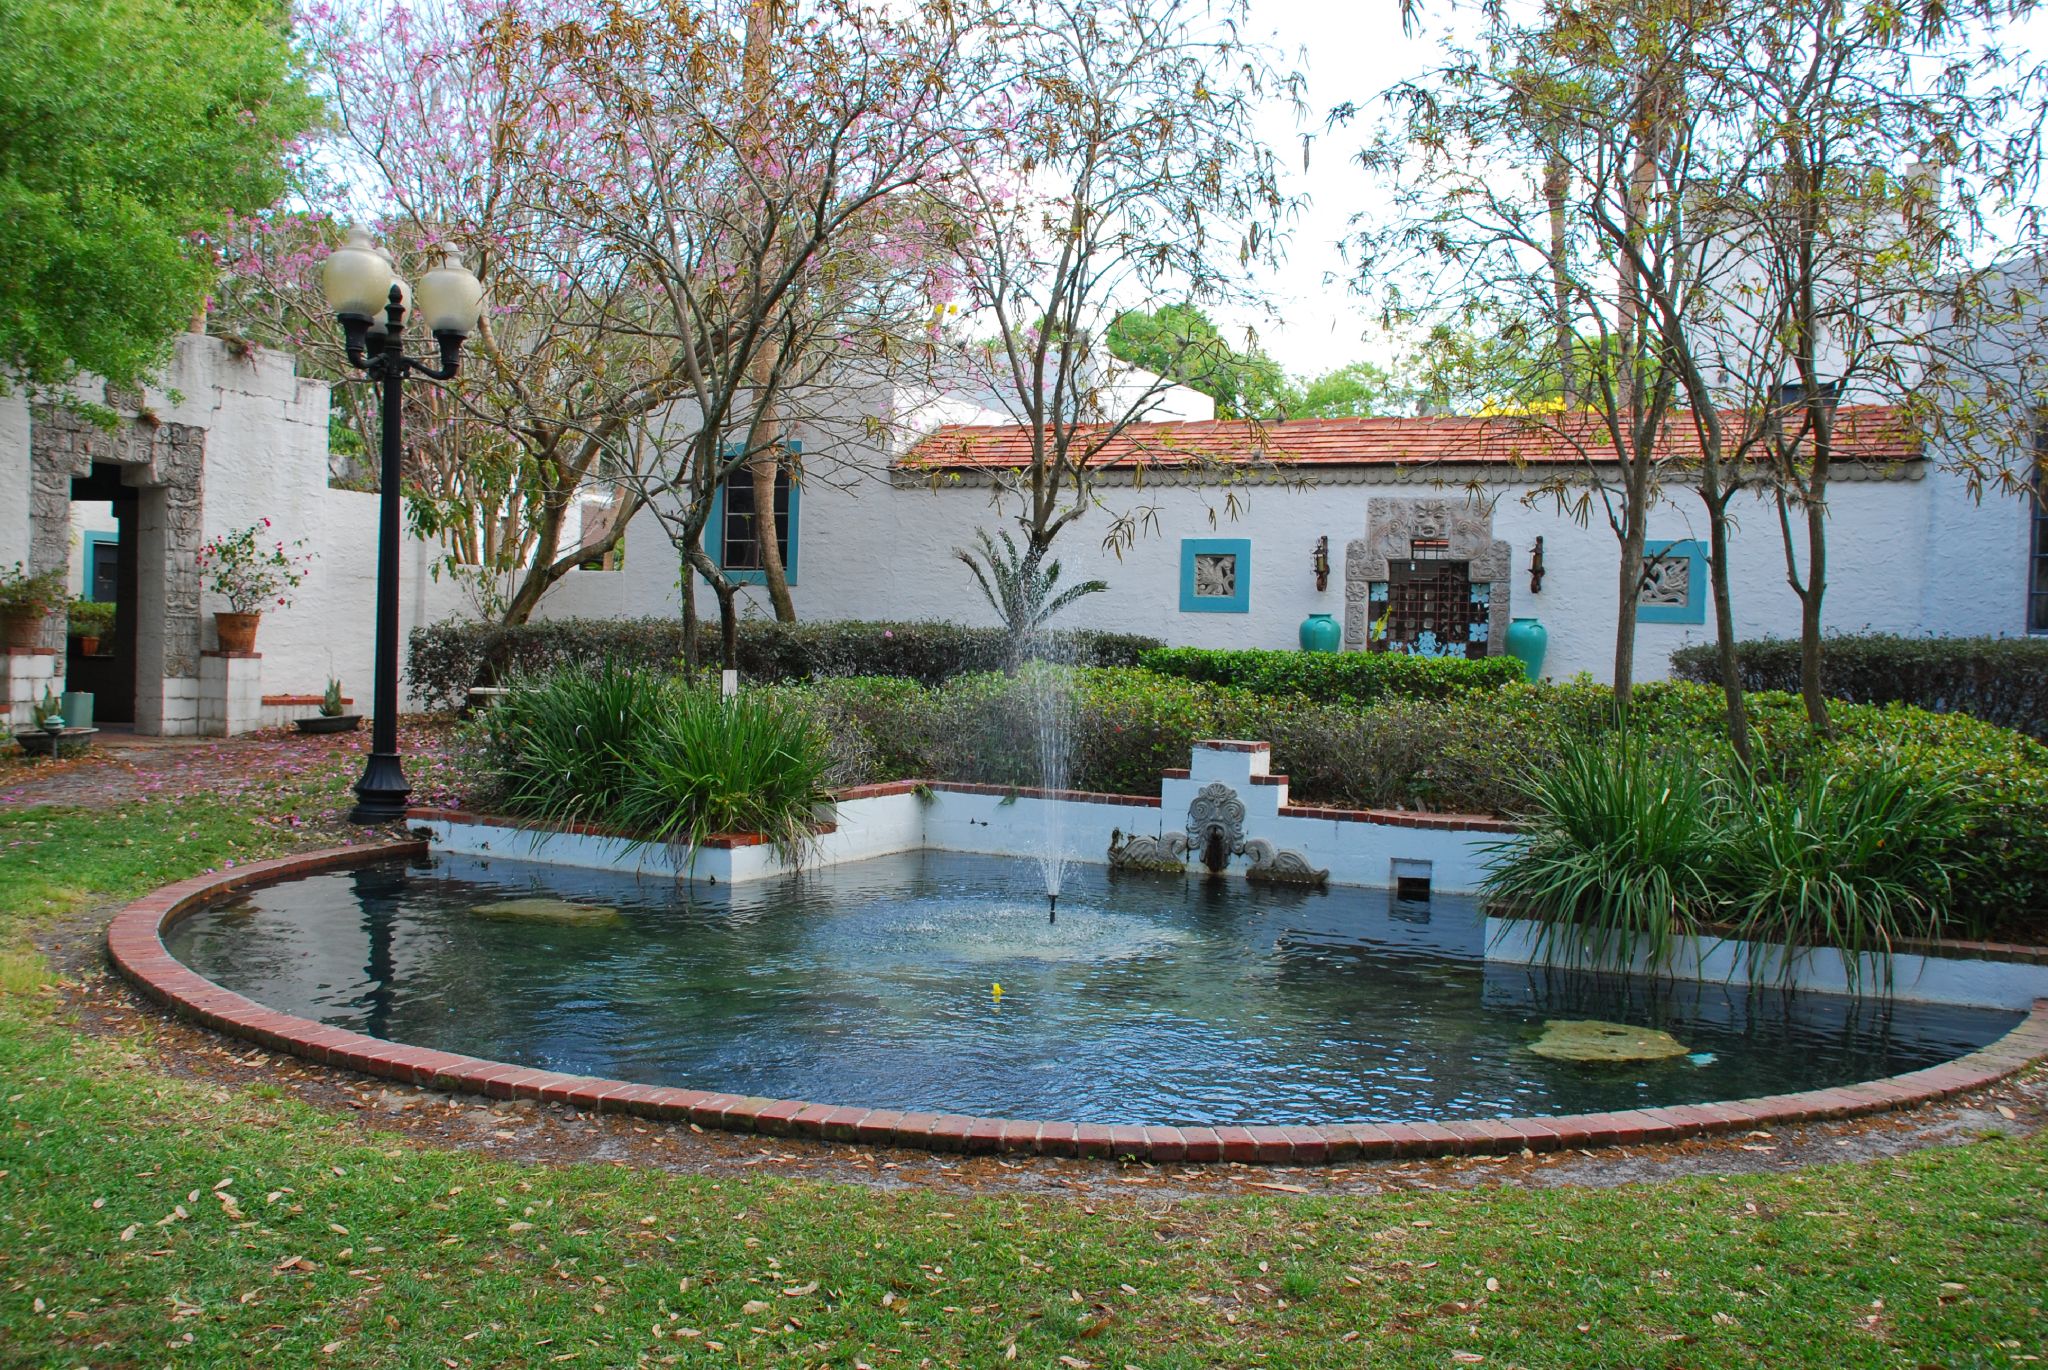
[1248,1182,1309,1194]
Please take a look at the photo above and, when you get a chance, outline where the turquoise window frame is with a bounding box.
[1180,537,1251,613]
[706,441,801,586]
[1637,539,1706,624]
[81,531,119,601]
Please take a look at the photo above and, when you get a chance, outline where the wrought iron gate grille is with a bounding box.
[1375,558,1490,657]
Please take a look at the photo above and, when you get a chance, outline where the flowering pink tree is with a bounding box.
[215,0,700,626]
[534,0,977,666]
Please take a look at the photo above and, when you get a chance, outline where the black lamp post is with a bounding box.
[322,229,483,823]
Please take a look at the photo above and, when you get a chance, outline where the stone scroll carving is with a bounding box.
[1242,838,1330,887]
[1639,553,1690,606]
[1343,496,1513,656]
[1107,828,1190,873]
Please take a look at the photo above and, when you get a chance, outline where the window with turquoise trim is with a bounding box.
[82,531,119,602]
[1180,538,1250,613]
[1637,539,1706,624]
[707,444,801,586]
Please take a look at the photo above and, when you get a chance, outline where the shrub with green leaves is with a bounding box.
[409,618,1161,709]
[1481,738,1728,972]
[65,598,115,636]
[470,664,832,861]
[1724,762,1971,976]
[1486,738,1994,972]
[1670,633,2048,740]
[1140,646,1524,705]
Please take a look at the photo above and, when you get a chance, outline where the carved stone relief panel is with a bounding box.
[1343,496,1513,656]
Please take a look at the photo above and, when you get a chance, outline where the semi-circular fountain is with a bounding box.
[110,841,2048,1163]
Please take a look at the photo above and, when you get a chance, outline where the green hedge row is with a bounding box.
[768,671,2048,939]
[1139,645,1524,704]
[407,618,1162,709]
[1669,633,2048,740]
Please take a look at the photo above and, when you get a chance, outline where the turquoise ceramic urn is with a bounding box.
[1504,616,1548,681]
[1299,612,1341,653]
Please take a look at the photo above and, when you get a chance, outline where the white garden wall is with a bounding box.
[0,333,470,732]
[536,408,2037,682]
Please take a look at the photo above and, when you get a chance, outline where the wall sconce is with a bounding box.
[1313,535,1330,592]
[1529,536,1545,594]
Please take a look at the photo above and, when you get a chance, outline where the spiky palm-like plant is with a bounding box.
[954,528,1107,655]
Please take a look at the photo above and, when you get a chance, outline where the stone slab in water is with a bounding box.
[1529,1018,1689,1064]
[470,897,623,926]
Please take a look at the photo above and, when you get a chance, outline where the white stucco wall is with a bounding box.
[0,394,28,572]
[536,416,2038,682]
[132,337,468,705]
[0,335,471,725]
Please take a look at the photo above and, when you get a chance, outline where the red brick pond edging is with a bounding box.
[106,843,2048,1165]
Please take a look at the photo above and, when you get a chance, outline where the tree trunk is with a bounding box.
[1698,481,1753,767]
[739,0,797,623]
[501,497,567,626]
[749,402,797,622]
[1544,150,1573,405]
[680,552,700,675]
[718,584,740,671]
[1799,478,1831,734]
[1613,516,1647,714]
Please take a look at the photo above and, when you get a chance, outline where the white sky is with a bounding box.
[1219,0,1446,377]
[1225,0,2048,380]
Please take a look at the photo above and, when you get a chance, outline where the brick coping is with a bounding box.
[108,844,2048,1165]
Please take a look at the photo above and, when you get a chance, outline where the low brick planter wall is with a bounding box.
[108,843,2048,1164]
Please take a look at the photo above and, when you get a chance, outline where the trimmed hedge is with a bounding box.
[406,617,1161,710]
[770,671,2048,938]
[1669,633,2048,740]
[1138,646,1524,705]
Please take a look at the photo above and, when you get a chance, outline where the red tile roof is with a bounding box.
[900,404,1922,471]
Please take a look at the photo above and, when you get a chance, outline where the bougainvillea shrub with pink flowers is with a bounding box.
[195,520,313,614]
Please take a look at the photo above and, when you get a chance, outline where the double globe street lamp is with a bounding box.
[320,228,484,823]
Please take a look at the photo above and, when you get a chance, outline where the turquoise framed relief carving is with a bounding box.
[1637,539,1706,624]
[1180,538,1251,613]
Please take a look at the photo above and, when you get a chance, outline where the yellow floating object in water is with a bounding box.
[991,982,1004,1000]
[1529,1018,1688,1064]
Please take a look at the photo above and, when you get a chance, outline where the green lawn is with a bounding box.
[1,785,2044,1367]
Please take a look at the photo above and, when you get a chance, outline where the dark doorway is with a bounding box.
[68,463,138,724]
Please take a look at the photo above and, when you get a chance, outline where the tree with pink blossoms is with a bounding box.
[216,0,701,628]
[535,0,975,667]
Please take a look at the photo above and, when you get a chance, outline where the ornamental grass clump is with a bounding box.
[1723,762,1971,981]
[1481,737,1727,973]
[472,662,675,829]
[613,688,834,860]
[472,663,831,862]
[1486,737,1984,980]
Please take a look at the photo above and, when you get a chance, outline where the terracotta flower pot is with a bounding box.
[3,612,42,651]
[75,635,100,657]
[214,611,261,654]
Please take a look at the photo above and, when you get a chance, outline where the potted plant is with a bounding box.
[31,687,64,733]
[67,598,115,656]
[195,520,312,654]
[0,563,65,650]
[296,678,362,734]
